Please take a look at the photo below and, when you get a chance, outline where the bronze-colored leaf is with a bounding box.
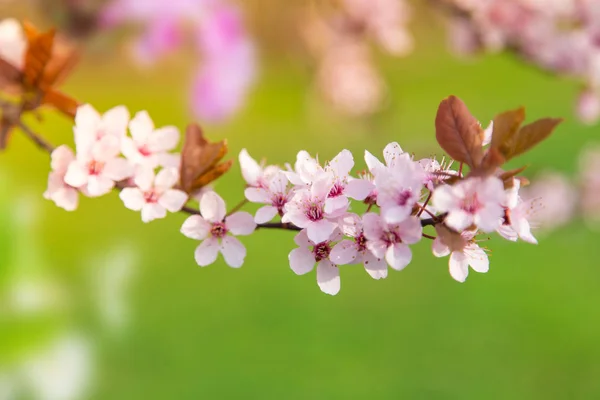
[499,165,528,187]
[475,147,506,177]
[23,23,56,89]
[507,118,563,160]
[490,107,526,152]
[435,95,484,168]
[42,89,79,119]
[40,36,79,89]
[179,123,231,193]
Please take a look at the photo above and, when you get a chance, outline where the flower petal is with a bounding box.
[181,215,211,240]
[445,210,473,232]
[254,205,278,224]
[383,142,404,167]
[345,178,374,201]
[200,191,226,222]
[288,247,315,275]
[244,187,270,203]
[316,260,340,295]
[396,217,423,244]
[364,150,384,174]
[465,245,489,273]
[449,252,469,282]
[155,167,179,190]
[102,105,130,138]
[362,212,384,241]
[385,243,412,271]
[87,175,114,197]
[432,237,451,258]
[363,252,388,280]
[327,149,354,178]
[225,212,256,235]
[129,110,154,143]
[329,240,359,265]
[221,236,246,268]
[103,158,134,182]
[133,167,155,191]
[306,219,336,244]
[148,126,180,152]
[119,188,145,211]
[432,185,459,213]
[158,189,188,212]
[64,162,89,188]
[51,188,79,212]
[194,237,220,266]
[141,203,167,222]
[239,149,262,186]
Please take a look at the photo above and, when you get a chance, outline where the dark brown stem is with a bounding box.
[417,191,432,217]
[422,233,437,240]
[17,121,56,153]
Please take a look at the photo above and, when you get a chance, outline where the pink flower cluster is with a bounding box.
[181,139,534,295]
[45,104,542,296]
[101,0,256,122]
[44,104,188,221]
[443,0,600,123]
[302,0,413,116]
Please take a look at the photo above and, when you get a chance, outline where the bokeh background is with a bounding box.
[2,1,600,399]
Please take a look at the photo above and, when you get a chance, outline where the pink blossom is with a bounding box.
[520,171,577,232]
[238,149,280,189]
[120,167,188,222]
[330,214,388,279]
[362,212,422,271]
[364,142,410,176]
[245,171,293,224]
[0,18,26,69]
[432,230,489,283]
[285,150,324,187]
[73,104,130,154]
[121,111,180,169]
[288,229,343,295]
[374,154,425,224]
[576,89,600,125]
[497,180,538,244]
[44,145,79,211]
[323,149,374,216]
[282,174,340,243]
[65,137,133,197]
[433,177,505,232]
[191,5,256,122]
[180,191,256,268]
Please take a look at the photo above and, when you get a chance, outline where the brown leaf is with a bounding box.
[179,123,231,193]
[499,165,528,187]
[435,96,484,168]
[506,118,563,160]
[42,89,79,119]
[40,36,79,89]
[490,107,526,152]
[475,147,506,177]
[23,23,56,89]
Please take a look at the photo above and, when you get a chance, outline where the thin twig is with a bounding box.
[16,121,56,153]
[417,191,432,217]
[226,198,248,216]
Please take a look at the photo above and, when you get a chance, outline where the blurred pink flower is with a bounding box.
[578,145,600,228]
[101,0,256,123]
[520,171,577,232]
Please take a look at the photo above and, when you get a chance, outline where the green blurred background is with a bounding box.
[2,2,600,399]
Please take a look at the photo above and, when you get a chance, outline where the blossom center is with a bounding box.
[210,222,228,238]
[87,160,105,175]
[382,230,401,245]
[144,190,160,203]
[272,194,288,216]
[328,182,345,198]
[313,242,331,262]
[396,189,413,206]
[355,233,367,252]
[138,145,152,157]
[461,193,482,214]
[305,202,324,221]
